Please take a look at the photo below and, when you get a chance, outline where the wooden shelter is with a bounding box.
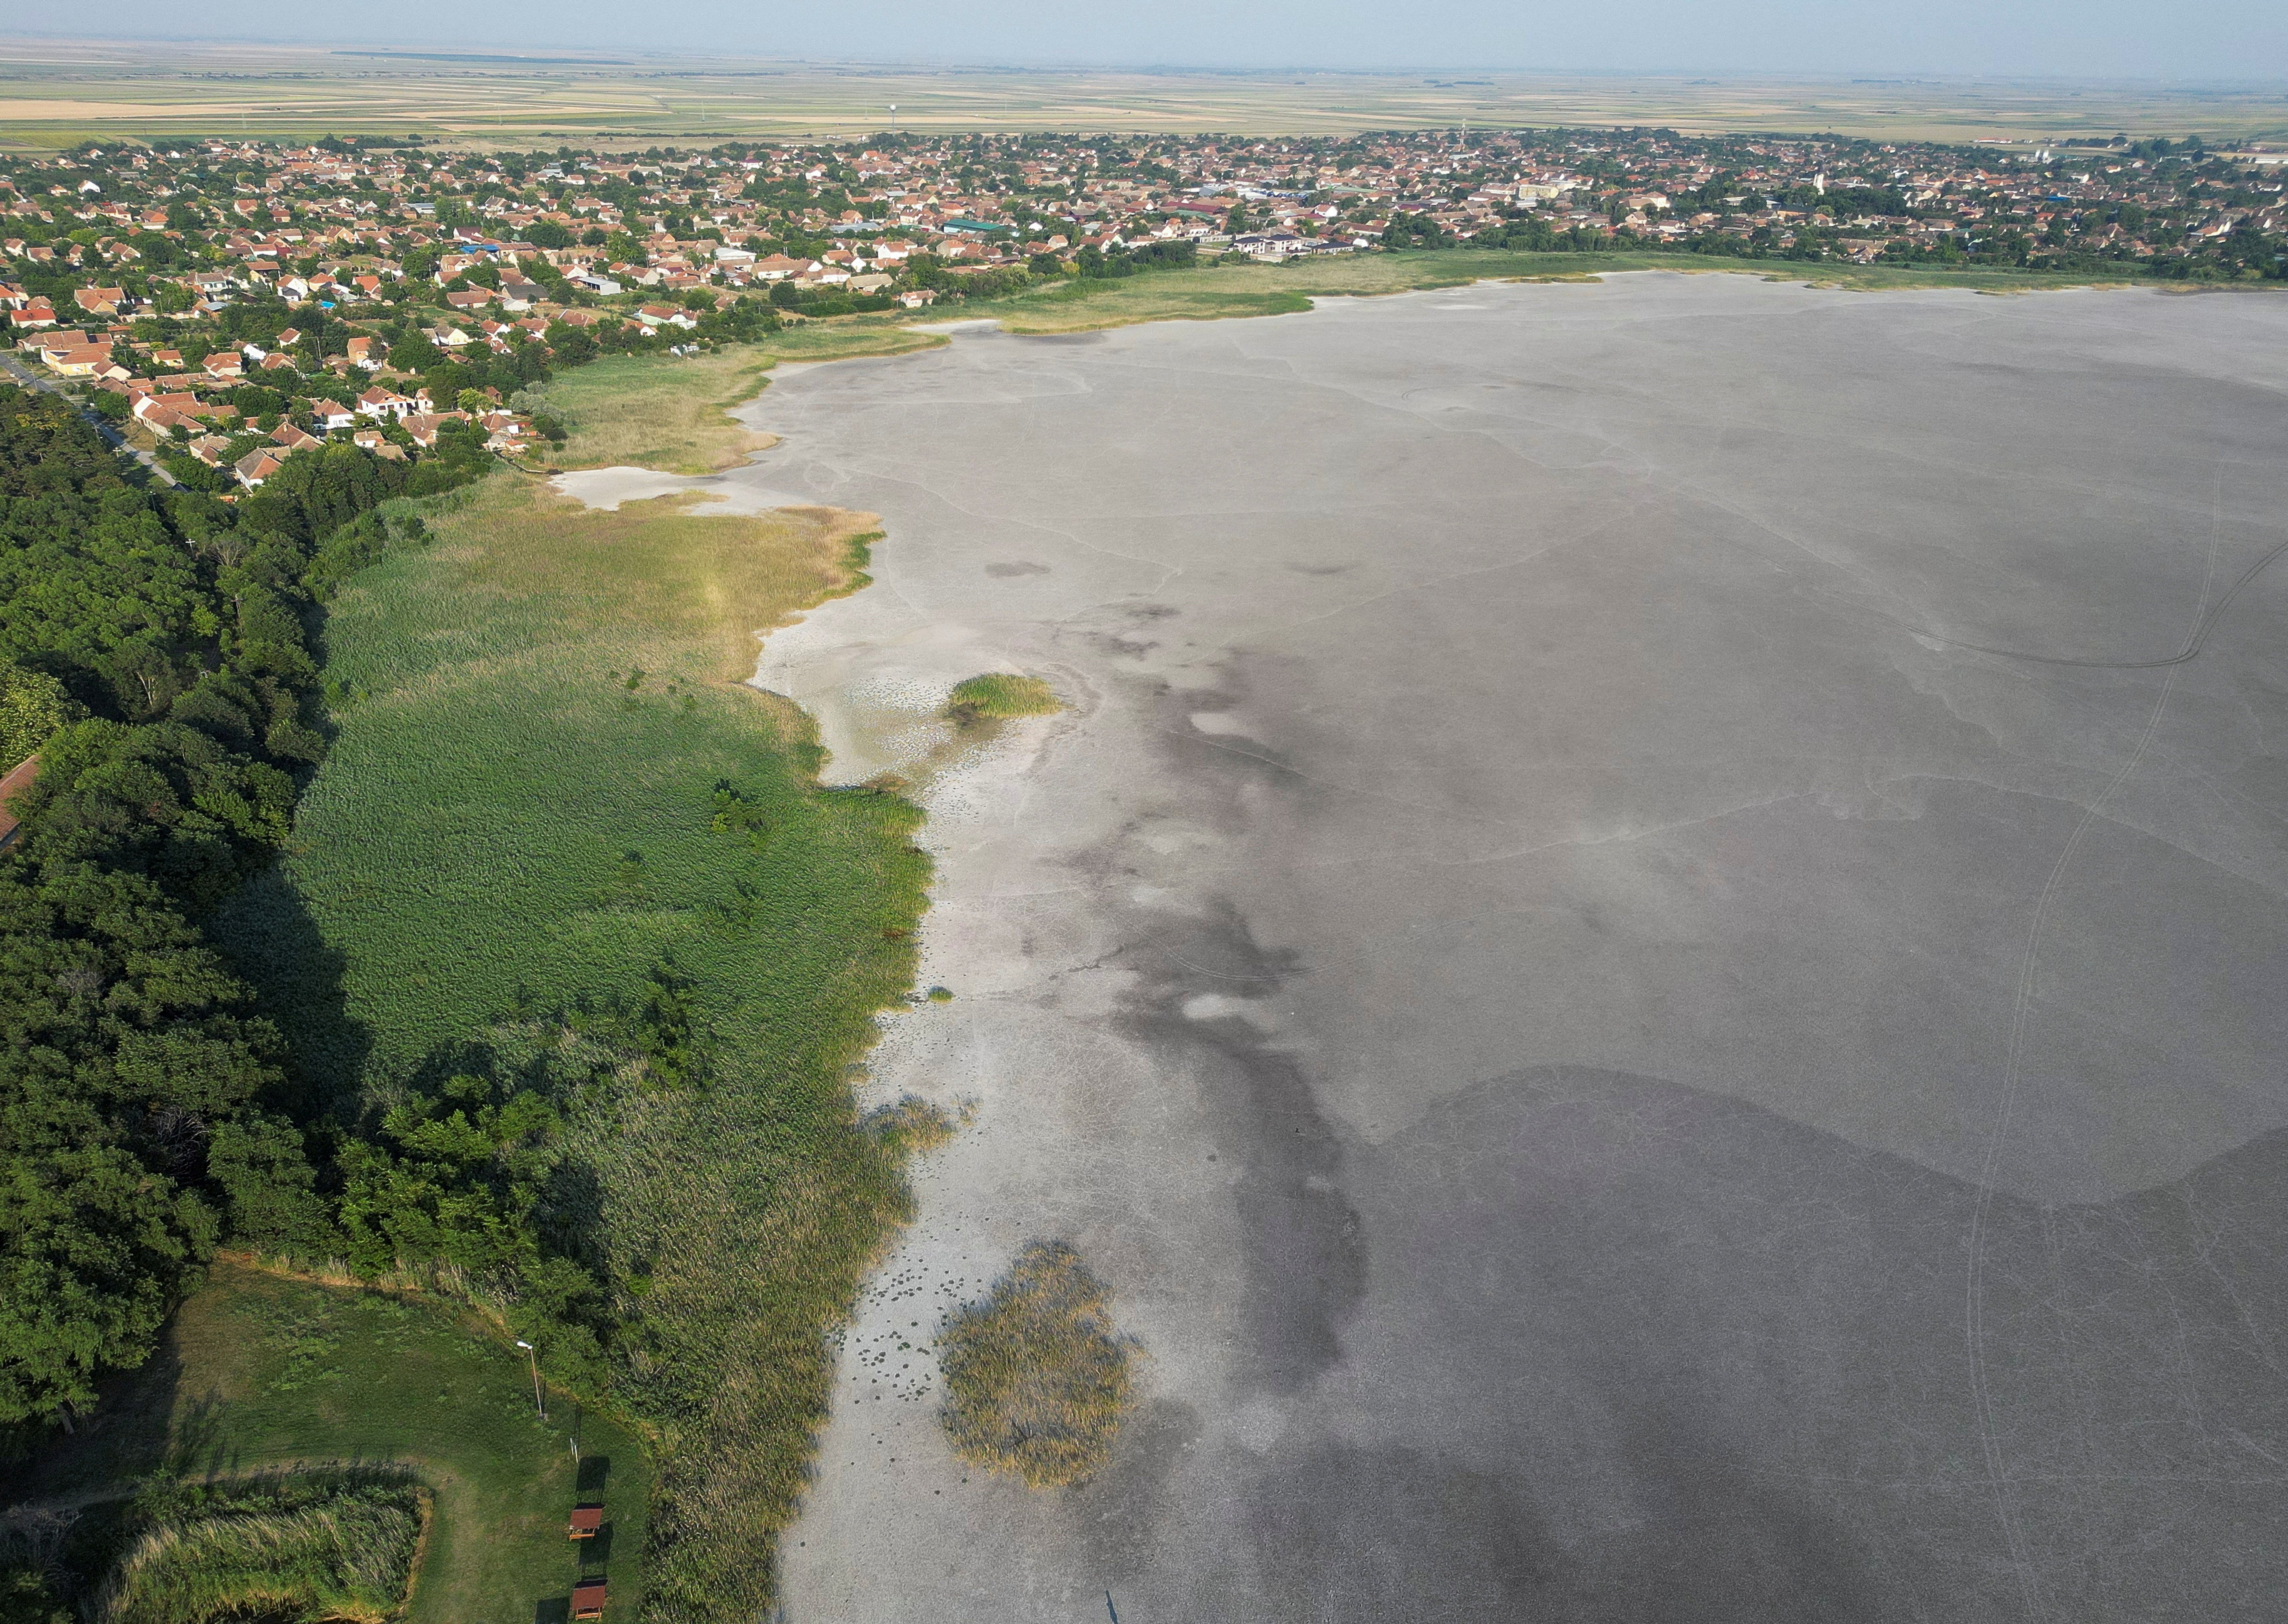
[569,1504,604,1540]
[571,1578,608,1619]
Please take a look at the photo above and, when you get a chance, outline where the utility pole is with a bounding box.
[516,1339,546,1419]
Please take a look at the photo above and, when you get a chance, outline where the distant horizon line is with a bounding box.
[1,34,2286,87]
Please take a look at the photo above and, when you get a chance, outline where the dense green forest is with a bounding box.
[0,385,594,1432]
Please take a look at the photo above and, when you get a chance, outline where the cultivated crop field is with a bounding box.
[2,41,2284,148]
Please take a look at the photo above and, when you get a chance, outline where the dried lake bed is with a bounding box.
[721,274,2288,1622]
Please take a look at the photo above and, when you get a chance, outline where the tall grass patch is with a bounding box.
[95,1473,425,1624]
[947,672,1061,724]
[212,471,934,1617]
[938,1243,1135,1488]
[535,327,946,475]
[7,1261,647,1624]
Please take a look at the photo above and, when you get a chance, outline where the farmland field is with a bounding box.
[1,40,2283,147]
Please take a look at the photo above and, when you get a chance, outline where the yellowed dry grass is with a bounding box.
[756,323,950,366]
[6,45,2286,145]
[863,1095,966,1155]
[94,1480,428,1624]
[435,476,877,679]
[541,350,780,475]
[938,1243,1134,1488]
[538,328,945,476]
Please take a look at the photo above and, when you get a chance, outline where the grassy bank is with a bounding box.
[963,248,2174,335]
[523,253,2185,476]
[536,325,948,474]
[7,1260,647,1624]
[212,465,931,1617]
[221,479,911,1071]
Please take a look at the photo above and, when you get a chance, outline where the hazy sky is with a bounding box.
[48,2,2288,79]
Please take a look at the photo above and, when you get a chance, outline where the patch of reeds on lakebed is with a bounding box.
[947,672,1062,725]
[937,1243,1135,1488]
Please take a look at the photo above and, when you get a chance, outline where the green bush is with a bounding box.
[946,671,1060,723]
[0,662,83,765]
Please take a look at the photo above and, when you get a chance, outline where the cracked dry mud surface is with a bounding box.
[740,274,2288,1622]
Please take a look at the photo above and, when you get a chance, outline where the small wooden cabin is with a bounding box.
[572,1577,608,1619]
[569,1504,604,1540]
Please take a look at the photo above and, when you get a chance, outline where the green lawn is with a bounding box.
[8,1259,649,1624]
[211,475,932,1619]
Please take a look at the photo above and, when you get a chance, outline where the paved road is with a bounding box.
[1,353,177,485]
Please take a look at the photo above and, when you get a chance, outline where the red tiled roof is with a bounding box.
[0,753,40,849]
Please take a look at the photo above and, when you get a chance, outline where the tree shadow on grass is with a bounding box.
[207,859,372,1121]
[1,1333,188,1505]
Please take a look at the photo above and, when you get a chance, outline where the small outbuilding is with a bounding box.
[572,1577,608,1619]
[569,1504,604,1540]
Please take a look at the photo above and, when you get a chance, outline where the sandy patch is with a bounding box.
[549,465,812,514]
[755,607,1059,788]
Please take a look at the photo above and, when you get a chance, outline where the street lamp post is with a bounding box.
[515,1340,545,1419]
